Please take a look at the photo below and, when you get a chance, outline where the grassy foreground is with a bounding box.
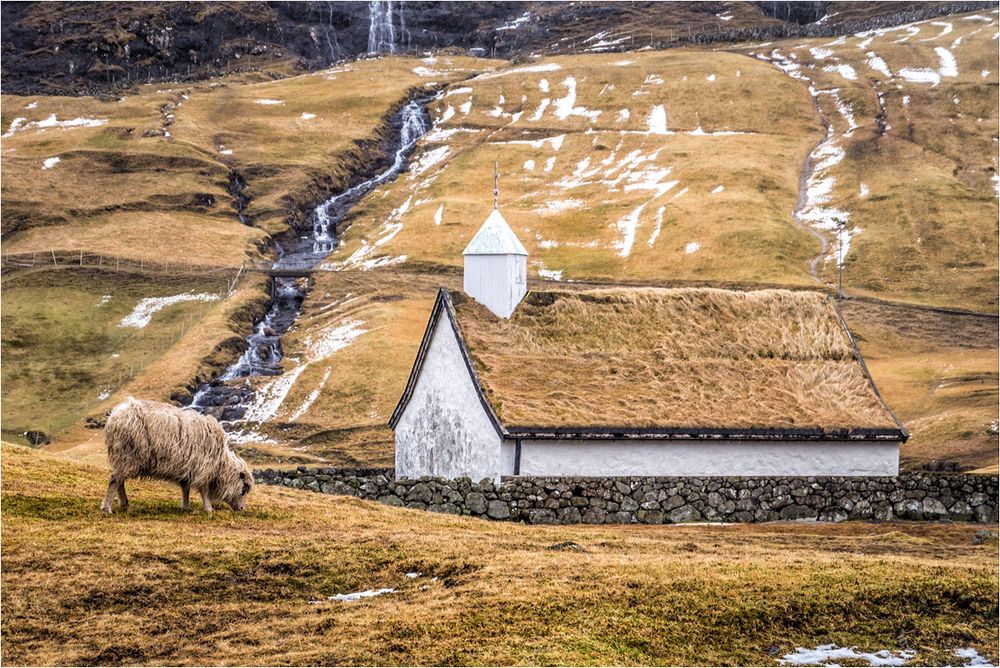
[2,443,997,666]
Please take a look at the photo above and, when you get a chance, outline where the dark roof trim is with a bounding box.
[504,425,906,441]
[388,289,504,437]
[828,296,909,442]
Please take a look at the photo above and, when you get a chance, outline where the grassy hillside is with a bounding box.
[743,11,999,311]
[0,56,495,446]
[330,49,823,287]
[327,14,997,311]
[2,23,996,470]
[3,443,997,666]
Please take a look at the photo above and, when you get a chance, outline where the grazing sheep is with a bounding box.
[101,397,253,514]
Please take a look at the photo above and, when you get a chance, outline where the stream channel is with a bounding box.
[189,92,435,424]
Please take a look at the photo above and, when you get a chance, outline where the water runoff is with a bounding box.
[190,94,434,422]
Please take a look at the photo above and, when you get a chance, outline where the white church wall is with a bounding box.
[395,311,503,481]
[464,254,526,318]
[512,439,900,477]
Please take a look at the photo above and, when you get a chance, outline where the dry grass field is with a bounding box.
[2,443,997,666]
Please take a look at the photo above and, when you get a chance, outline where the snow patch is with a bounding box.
[119,293,220,328]
[254,98,284,105]
[936,47,958,77]
[779,645,916,667]
[300,112,316,120]
[647,205,666,247]
[434,204,444,225]
[823,63,858,80]
[289,367,332,421]
[866,53,892,76]
[616,108,631,123]
[859,183,870,198]
[685,241,701,253]
[423,126,478,142]
[42,157,61,170]
[538,268,563,280]
[553,76,601,122]
[316,588,396,603]
[410,146,450,177]
[523,159,536,171]
[613,204,646,257]
[535,198,585,215]
[544,156,556,172]
[476,63,562,80]
[647,105,668,134]
[711,185,724,194]
[899,68,941,85]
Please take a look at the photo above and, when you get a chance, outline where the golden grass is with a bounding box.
[2,443,997,666]
[841,300,999,471]
[454,287,899,429]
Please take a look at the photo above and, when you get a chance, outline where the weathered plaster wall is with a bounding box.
[463,253,526,318]
[510,440,901,477]
[395,312,502,481]
[254,468,1000,524]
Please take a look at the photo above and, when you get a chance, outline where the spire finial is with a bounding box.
[493,160,499,210]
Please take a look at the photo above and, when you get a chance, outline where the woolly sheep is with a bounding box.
[101,397,253,514]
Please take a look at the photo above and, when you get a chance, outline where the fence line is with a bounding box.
[1,250,244,277]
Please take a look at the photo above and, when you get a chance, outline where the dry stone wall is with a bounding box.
[254,468,999,524]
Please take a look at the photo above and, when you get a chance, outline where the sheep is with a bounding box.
[101,396,253,514]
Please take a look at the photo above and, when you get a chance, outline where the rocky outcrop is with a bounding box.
[255,468,1000,524]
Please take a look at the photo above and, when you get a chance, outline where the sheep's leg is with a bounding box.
[117,479,129,512]
[180,482,191,511]
[199,488,214,514]
[101,476,119,514]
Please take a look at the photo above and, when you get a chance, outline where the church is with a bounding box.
[389,207,908,482]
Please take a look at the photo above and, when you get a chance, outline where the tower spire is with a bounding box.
[493,160,499,210]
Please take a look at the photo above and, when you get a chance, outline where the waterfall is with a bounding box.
[311,96,429,254]
[367,0,397,54]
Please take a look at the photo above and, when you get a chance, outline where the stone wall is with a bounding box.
[254,468,999,524]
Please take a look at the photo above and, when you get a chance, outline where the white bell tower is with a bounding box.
[462,164,527,318]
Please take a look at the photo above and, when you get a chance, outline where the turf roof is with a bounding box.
[449,287,904,435]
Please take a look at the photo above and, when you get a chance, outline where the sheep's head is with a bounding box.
[215,458,254,511]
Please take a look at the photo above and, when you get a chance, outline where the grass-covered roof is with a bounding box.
[451,287,903,433]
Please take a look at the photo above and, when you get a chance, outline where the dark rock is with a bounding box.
[547,541,584,551]
[973,529,998,545]
[558,507,582,524]
[466,492,487,515]
[487,500,510,520]
[527,508,558,525]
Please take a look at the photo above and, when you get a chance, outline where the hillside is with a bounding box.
[1,9,996,475]
[0,55,495,445]
[2,443,997,665]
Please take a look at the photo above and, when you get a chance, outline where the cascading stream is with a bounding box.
[190,94,434,422]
